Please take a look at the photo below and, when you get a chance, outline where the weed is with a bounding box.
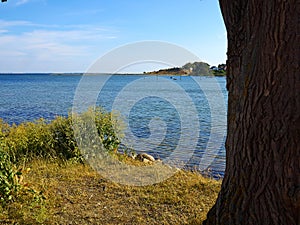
[0,107,122,164]
[0,145,21,206]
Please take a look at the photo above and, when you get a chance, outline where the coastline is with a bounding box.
[0,72,226,76]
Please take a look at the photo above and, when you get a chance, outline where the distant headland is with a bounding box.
[145,61,226,76]
[0,62,226,76]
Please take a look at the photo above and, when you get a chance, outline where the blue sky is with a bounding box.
[0,0,227,73]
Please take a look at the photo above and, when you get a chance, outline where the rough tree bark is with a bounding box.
[204,1,299,224]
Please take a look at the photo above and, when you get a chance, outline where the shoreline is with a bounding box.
[0,72,226,76]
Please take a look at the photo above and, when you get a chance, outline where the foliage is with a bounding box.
[0,139,46,205]
[0,150,47,223]
[212,69,226,76]
[49,116,80,161]
[0,145,21,206]
[94,108,122,152]
[217,63,226,70]
[146,67,188,75]
[0,107,122,164]
[0,107,121,223]
[1,160,221,224]
[2,183,48,224]
[0,106,221,224]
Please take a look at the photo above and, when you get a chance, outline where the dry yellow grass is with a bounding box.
[0,160,221,224]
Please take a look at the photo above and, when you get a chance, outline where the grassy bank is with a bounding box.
[0,160,220,224]
[0,109,221,224]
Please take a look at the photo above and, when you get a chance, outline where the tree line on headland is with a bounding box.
[145,61,226,76]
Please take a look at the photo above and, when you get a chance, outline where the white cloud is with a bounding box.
[16,0,30,6]
[0,20,118,72]
[15,0,45,6]
[0,19,34,27]
[64,9,104,17]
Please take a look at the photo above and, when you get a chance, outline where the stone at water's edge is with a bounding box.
[138,153,155,162]
[130,152,156,162]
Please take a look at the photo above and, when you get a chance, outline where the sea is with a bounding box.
[0,74,228,178]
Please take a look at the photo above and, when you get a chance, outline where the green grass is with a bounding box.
[0,160,221,224]
[0,109,221,224]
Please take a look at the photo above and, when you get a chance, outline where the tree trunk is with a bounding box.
[204,1,300,224]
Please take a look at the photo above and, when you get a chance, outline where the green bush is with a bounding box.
[0,142,47,221]
[94,108,122,152]
[49,116,80,161]
[4,119,54,163]
[0,145,21,206]
[0,107,122,164]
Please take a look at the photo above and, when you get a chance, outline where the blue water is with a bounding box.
[0,74,227,177]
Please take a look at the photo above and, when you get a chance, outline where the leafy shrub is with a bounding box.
[0,143,47,222]
[49,116,80,161]
[0,107,122,164]
[0,145,21,206]
[94,108,122,152]
[4,119,54,163]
